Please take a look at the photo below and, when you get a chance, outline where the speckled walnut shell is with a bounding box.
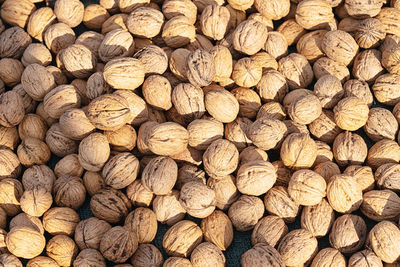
[190,242,225,267]
[0,91,25,128]
[74,217,111,250]
[367,139,400,169]
[162,16,196,48]
[200,5,230,41]
[278,53,314,89]
[327,174,363,213]
[20,188,52,217]
[369,221,400,264]
[0,26,31,59]
[141,156,177,195]
[236,160,276,196]
[278,229,318,267]
[162,220,203,257]
[147,122,189,156]
[228,195,264,231]
[90,187,131,224]
[377,8,400,37]
[251,215,288,247]
[42,207,79,236]
[345,0,382,18]
[186,49,216,87]
[130,244,163,267]
[280,133,317,169]
[22,165,55,193]
[372,73,400,106]
[124,208,157,244]
[6,226,46,259]
[0,0,36,28]
[102,152,139,189]
[178,181,216,218]
[364,107,398,141]
[203,139,239,178]
[53,175,86,210]
[44,23,76,54]
[311,248,346,267]
[27,7,56,42]
[348,249,383,267]
[242,243,284,267]
[360,189,400,221]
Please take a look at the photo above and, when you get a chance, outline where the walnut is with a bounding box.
[131,244,163,267]
[242,243,284,267]
[203,139,239,178]
[204,89,239,123]
[73,249,106,267]
[46,235,78,266]
[60,44,97,78]
[0,58,24,87]
[224,117,252,150]
[233,20,268,55]
[277,19,306,46]
[361,189,400,221]
[0,0,36,28]
[343,79,374,107]
[44,23,76,54]
[118,0,150,13]
[163,257,192,267]
[236,160,276,196]
[321,30,359,66]
[187,119,223,150]
[6,226,45,259]
[78,133,111,173]
[288,169,326,206]
[126,7,164,39]
[18,114,47,141]
[46,123,78,157]
[17,137,50,167]
[124,208,157,244]
[345,0,382,18]
[0,148,21,180]
[232,57,263,88]
[74,217,111,250]
[334,96,369,131]
[100,226,138,263]
[172,83,205,123]
[20,188,52,217]
[162,16,196,48]
[26,256,59,267]
[367,139,400,169]
[353,49,385,84]
[375,163,400,192]
[251,215,288,247]
[247,118,287,150]
[278,229,318,266]
[272,160,291,187]
[327,174,363,213]
[311,248,346,267]
[344,165,375,192]
[190,242,225,267]
[186,49,215,87]
[58,109,95,141]
[83,4,110,30]
[178,181,216,218]
[256,70,288,103]
[0,126,18,150]
[295,0,335,30]
[369,221,400,264]
[21,64,56,102]
[256,102,286,121]
[301,198,335,237]
[48,66,67,86]
[297,30,327,62]
[0,254,22,267]
[288,94,322,125]
[0,91,25,128]
[162,220,203,257]
[228,195,264,231]
[102,14,129,34]
[147,122,189,156]
[308,110,342,144]
[54,0,84,28]
[9,213,44,234]
[86,72,112,100]
[22,165,55,192]
[227,0,254,11]
[280,133,317,169]
[104,124,137,151]
[313,57,351,83]
[278,53,314,89]
[42,207,79,236]
[83,171,106,196]
[113,89,148,126]
[176,164,206,189]
[75,31,104,61]
[333,131,368,166]
[231,87,261,119]
[102,152,139,189]
[201,210,233,251]
[348,249,383,267]
[313,75,344,109]
[103,57,145,90]
[372,73,400,106]
[0,26,31,59]
[364,107,398,142]
[53,175,86,210]
[251,51,278,71]
[12,84,37,114]
[98,30,134,63]
[383,45,400,76]
[153,190,186,225]
[169,48,190,81]
[26,7,56,42]
[134,45,169,75]
[263,32,288,60]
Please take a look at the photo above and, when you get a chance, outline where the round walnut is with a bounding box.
[251,215,288,247]
[228,195,264,231]
[126,180,153,207]
[125,208,157,244]
[232,57,263,88]
[46,235,78,266]
[12,83,38,114]
[73,249,106,267]
[201,210,233,251]
[26,256,59,267]
[179,181,216,218]
[101,13,128,34]
[44,23,76,54]
[327,174,363,213]
[46,123,78,157]
[360,189,400,221]
[200,5,230,41]
[22,43,52,67]
[321,30,359,66]
[53,0,84,28]
[78,133,110,172]
[163,257,192,267]
[187,119,223,150]
[375,163,400,192]
[368,221,400,264]
[20,188,52,217]
[0,0,36,28]
[53,175,86,210]
[147,122,188,156]
[233,19,268,55]
[329,214,367,254]
[6,226,45,259]
[264,31,289,60]
[333,131,368,166]
[295,0,335,30]
[0,149,21,179]
[301,198,335,238]
[256,102,286,121]
[141,156,177,195]
[313,57,351,83]
[353,49,384,84]
[256,70,288,103]
[153,190,186,225]
[43,85,81,119]
[311,248,346,267]
[203,139,239,178]
[75,31,104,61]
[207,175,239,211]
[83,171,106,196]
[231,87,261,119]
[343,80,373,108]
[205,89,239,123]
[313,75,344,109]
[142,75,172,111]
[103,57,145,90]
[348,249,383,267]
[288,170,326,206]
[367,139,400,169]
[345,0,382,18]
[100,226,138,263]
[364,108,398,141]
[277,19,306,46]
[278,229,318,267]
[43,207,80,236]
[22,165,55,192]
[309,110,342,144]
[190,242,225,267]
[98,30,134,63]
[264,186,300,223]
[0,58,24,87]
[0,26,32,59]
[288,93,322,125]
[0,254,22,267]
[162,16,196,48]
[280,133,318,169]
[248,118,287,150]
[59,109,95,140]
[0,126,19,151]
[126,7,164,38]
[27,7,57,42]
[278,53,314,89]
[131,244,163,267]
[372,73,400,106]
[17,138,51,167]
[0,91,25,128]
[236,160,276,196]
[162,0,197,24]
[134,45,169,75]
[334,97,369,131]
[18,114,48,141]
[86,72,112,101]
[74,217,112,250]
[172,83,205,123]
[344,165,375,192]
[104,124,137,151]
[9,213,44,235]
[297,30,327,62]
[102,152,139,189]
[162,220,203,257]
[241,243,284,267]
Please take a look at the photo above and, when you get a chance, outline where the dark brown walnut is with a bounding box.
[329,214,367,254]
[172,83,206,124]
[186,49,216,87]
[203,139,239,178]
[0,91,25,128]
[124,208,157,244]
[251,215,288,247]
[74,217,112,250]
[141,156,177,195]
[100,226,138,263]
[0,26,31,59]
[90,187,132,224]
[241,243,284,267]
[102,152,139,189]
[333,131,368,166]
[53,175,86,210]
[360,189,400,221]
[264,186,299,223]
[42,207,80,236]
[348,249,383,267]
[131,244,164,267]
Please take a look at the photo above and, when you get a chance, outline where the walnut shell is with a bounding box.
[311,248,346,267]
[190,242,225,267]
[162,0,198,24]
[232,57,263,88]
[0,0,36,28]
[377,8,400,37]
[134,46,168,75]
[102,152,139,189]
[0,254,22,267]
[42,207,79,236]
[248,118,287,150]
[203,139,239,178]
[207,175,239,210]
[333,131,368,166]
[361,189,400,221]
[46,235,78,266]
[163,257,192,267]
[236,160,276,196]
[98,29,135,63]
[348,249,383,267]
[172,83,206,123]
[126,180,153,207]
[74,217,112,250]
[313,57,351,83]
[83,4,109,30]
[327,174,363,213]
[364,107,398,141]
[147,122,189,156]
[186,49,216,87]
[45,123,78,157]
[9,213,44,234]
[126,7,164,38]
[0,126,18,150]
[75,31,105,61]
[21,64,56,102]
[43,85,81,119]
[321,30,359,66]
[20,188,52,217]
[309,110,342,144]
[280,133,317,169]
[6,226,45,259]
[18,114,47,141]
[241,243,284,267]
[100,226,138,263]
[301,198,335,238]
[233,19,268,56]
[334,96,369,131]
[78,133,110,172]
[113,89,149,126]
[26,256,59,267]
[179,181,216,218]
[44,23,76,54]
[369,221,400,263]
[22,165,55,192]
[124,208,157,244]
[54,154,83,178]
[278,53,314,89]
[343,165,374,192]
[0,91,25,128]
[131,244,163,267]
[27,7,56,42]
[367,139,400,169]
[228,195,264,231]
[0,26,32,59]
[200,5,230,41]
[59,109,95,140]
[251,215,288,247]
[103,57,145,90]
[353,49,384,84]
[83,171,106,197]
[187,119,223,150]
[54,0,84,28]
[288,169,326,206]
[73,249,106,267]
[201,210,233,251]
[375,163,400,192]
[372,74,400,106]
[288,94,322,125]
[162,220,203,257]
[162,16,196,48]
[153,190,186,225]
[256,70,288,103]
[0,58,24,87]
[104,124,137,151]
[53,175,86,210]
[296,30,327,62]
[205,89,239,123]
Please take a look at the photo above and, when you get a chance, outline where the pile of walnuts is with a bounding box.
[1,0,400,266]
